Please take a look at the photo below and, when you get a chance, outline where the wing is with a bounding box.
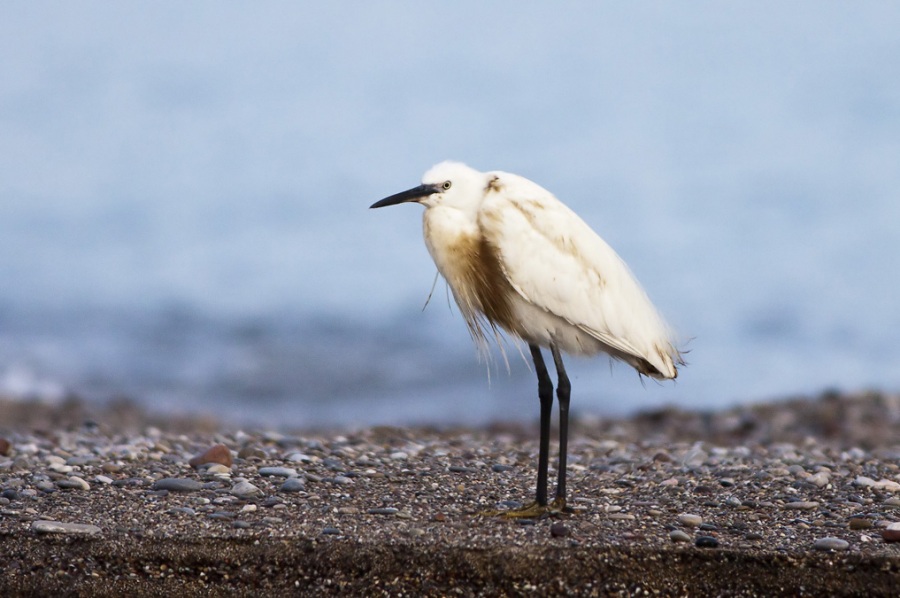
[479,171,680,378]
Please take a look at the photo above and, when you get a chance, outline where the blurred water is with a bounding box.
[1,3,899,427]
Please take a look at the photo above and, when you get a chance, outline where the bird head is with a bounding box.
[370,161,487,214]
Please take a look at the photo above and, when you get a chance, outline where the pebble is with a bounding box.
[677,513,703,527]
[368,507,399,515]
[881,529,900,542]
[189,444,233,469]
[32,520,102,535]
[814,537,849,551]
[783,501,819,510]
[285,452,313,463]
[695,535,719,548]
[848,517,873,530]
[0,438,10,456]
[279,478,306,493]
[237,446,266,460]
[669,530,692,543]
[259,466,299,478]
[322,527,342,535]
[152,478,203,492]
[808,472,830,488]
[550,522,569,538]
[57,476,91,491]
[230,481,263,499]
[491,464,514,473]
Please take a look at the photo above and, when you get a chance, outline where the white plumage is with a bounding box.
[371,160,683,516]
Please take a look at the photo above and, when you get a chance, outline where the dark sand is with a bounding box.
[2,391,900,596]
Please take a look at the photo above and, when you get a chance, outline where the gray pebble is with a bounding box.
[259,466,299,478]
[152,478,202,492]
[32,520,102,535]
[332,475,352,486]
[448,466,477,473]
[285,452,313,463]
[814,537,849,551]
[491,464,514,473]
[669,530,692,543]
[695,535,719,548]
[677,513,703,527]
[57,477,91,491]
[279,478,306,493]
[35,481,56,493]
[368,507,399,515]
[230,481,263,499]
[321,527,341,535]
[783,501,819,510]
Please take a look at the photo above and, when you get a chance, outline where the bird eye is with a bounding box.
[442,181,452,190]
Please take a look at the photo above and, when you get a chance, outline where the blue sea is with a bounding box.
[2,3,899,428]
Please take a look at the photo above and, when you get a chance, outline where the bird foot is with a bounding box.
[481,497,569,519]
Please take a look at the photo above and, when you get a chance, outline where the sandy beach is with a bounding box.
[2,391,900,596]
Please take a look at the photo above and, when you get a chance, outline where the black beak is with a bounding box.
[370,184,439,209]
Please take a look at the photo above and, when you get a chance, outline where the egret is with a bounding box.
[371,161,683,517]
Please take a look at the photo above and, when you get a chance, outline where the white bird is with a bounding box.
[371,161,683,517]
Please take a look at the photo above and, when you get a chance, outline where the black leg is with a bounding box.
[529,343,553,507]
[550,344,571,505]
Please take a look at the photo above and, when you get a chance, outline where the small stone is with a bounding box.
[94,475,114,485]
[448,466,477,473]
[152,478,203,492]
[204,464,232,475]
[237,446,266,460]
[848,518,873,530]
[32,520,102,535]
[259,466,299,478]
[322,527,341,535]
[285,452,313,463]
[884,497,900,507]
[232,520,251,529]
[808,472,830,488]
[695,535,719,548]
[368,507,399,515]
[390,451,408,461]
[332,476,352,486]
[677,513,703,528]
[681,447,707,468]
[57,477,90,491]
[550,522,569,538]
[492,464,514,473]
[669,530,692,543]
[279,478,306,493]
[881,529,900,542]
[230,481,263,499]
[814,537,849,551]
[854,475,876,487]
[189,444,233,469]
[0,438,10,456]
[783,501,819,511]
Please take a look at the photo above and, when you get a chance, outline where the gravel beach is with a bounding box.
[2,391,900,596]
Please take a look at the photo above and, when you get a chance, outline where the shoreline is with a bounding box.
[2,391,900,596]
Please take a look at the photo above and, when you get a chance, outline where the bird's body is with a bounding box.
[419,162,679,378]
[372,161,682,516]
